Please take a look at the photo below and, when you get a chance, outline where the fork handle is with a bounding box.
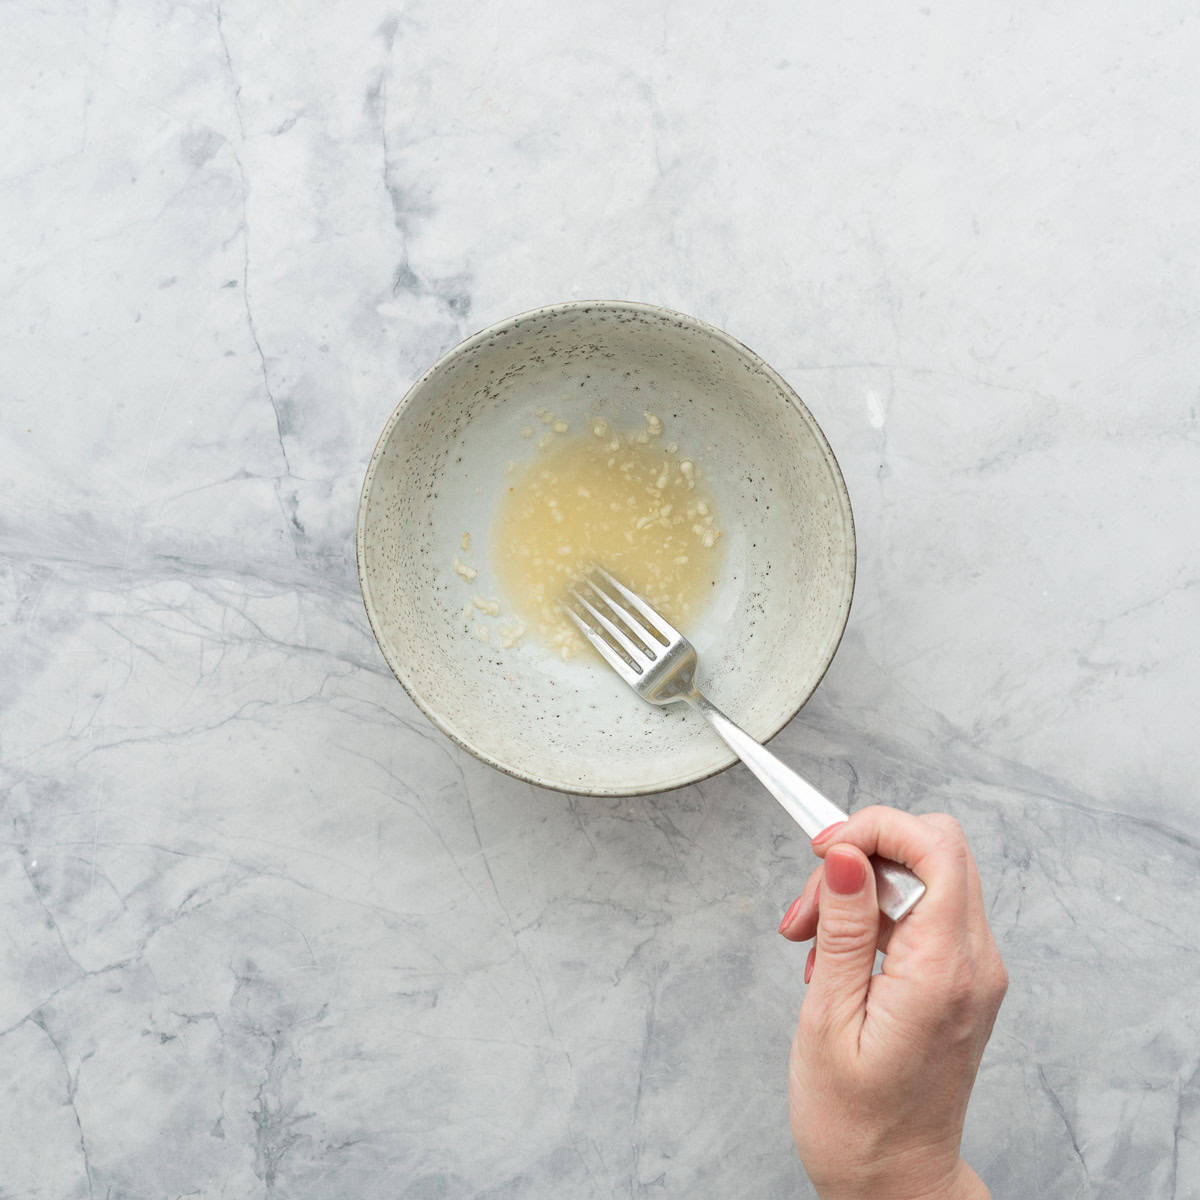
[686,691,926,922]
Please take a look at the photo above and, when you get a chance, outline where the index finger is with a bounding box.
[812,806,970,929]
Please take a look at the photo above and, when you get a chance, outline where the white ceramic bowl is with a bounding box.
[356,301,855,795]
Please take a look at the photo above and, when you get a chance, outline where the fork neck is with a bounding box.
[652,675,703,706]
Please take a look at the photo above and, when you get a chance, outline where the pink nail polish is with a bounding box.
[778,895,803,934]
[812,820,847,847]
[825,847,866,895]
[804,947,815,984]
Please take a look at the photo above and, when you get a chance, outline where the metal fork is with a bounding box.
[565,566,926,921]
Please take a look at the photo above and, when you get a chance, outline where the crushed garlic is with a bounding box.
[491,419,722,652]
[498,620,526,648]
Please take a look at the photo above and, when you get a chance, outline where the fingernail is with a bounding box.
[825,846,866,895]
[812,820,847,847]
[777,895,803,934]
[804,946,815,984]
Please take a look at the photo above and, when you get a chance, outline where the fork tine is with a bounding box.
[572,587,656,665]
[590,566,674,645]
[564,603,643,678]
[580,578,659,655]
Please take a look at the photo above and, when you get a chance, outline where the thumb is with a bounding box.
[807,844,880,1032]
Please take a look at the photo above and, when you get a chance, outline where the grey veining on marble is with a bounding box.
[2,2,1199,1196]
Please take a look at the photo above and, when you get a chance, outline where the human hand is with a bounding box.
[778,807,1007,1200]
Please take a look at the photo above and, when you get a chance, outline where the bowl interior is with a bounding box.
[357,302,855,795]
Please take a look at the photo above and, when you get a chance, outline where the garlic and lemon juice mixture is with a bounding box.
[491,412,723,658]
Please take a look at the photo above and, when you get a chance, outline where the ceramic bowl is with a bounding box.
[356,301,855,795]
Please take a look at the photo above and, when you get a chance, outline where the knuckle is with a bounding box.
[854,804,891,824]
[923,812,965,840]
[990,958,1010,1002]
[943,953,1009,1016]
[933,827,970,866]
[942,970,976,1012]
[817,910,875,956]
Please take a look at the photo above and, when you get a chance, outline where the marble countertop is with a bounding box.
[3,2,1198,1196]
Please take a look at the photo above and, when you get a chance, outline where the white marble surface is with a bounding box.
[3,2,1199,1195]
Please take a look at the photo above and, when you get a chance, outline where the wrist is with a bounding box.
[921,1160,990,1200]
[912,1159,989,1200]
[817,1157,989,1200]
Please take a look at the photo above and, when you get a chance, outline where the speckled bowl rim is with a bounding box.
[356,299,856,797]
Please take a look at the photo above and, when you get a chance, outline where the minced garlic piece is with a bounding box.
[552,419,569,434]
[453,557,477,582]
[461,531,471,551]
[498,620,526,648]
[472,595,501,616]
